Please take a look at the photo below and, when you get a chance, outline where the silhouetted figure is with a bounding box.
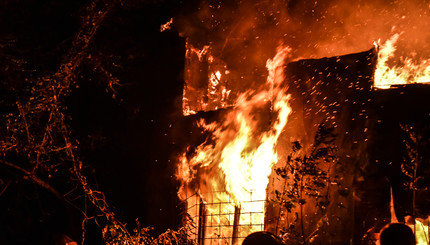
[379,223,416,245]
[242,231,284,245]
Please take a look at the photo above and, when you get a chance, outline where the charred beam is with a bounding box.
[198,197,206,245]
[232,205,241,245]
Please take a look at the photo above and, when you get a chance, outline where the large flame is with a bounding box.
[177,46,291,243]
[374,33,430,89]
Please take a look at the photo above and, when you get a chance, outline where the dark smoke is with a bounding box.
[177,0,430,99]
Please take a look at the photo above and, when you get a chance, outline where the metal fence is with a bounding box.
[181,191,265,245]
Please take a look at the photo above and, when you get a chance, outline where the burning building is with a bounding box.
[171,0,430,244]
[175,45,372,244]
[173,32,430,245]
[2,0,429,244]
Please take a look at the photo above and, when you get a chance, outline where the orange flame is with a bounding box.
[177,46,292,242]
[414,218,430,245]
[182,43,233,116]
[374,33,430,89]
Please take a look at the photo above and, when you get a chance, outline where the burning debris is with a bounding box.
[160,18,174,32]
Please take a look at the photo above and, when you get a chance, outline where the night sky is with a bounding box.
[0,0,192,243]
[61,0,189,235]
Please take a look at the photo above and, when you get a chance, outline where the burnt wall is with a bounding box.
[266,48,376,244]
[361,84,430,239]
[276,50,430,244]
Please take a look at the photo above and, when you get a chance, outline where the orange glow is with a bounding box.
[183,43,233,116]
[177,46,292,243]
[374,33,430,89]
[414,218,430,245]
[160,18,173,32]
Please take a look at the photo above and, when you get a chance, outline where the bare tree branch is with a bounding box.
[0,159,64,202]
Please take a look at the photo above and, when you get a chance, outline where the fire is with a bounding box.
[160,17,173,32]
[182,43,233,116]
[374,33,430,89]
[388,189,429,244]
[414,218,430,245]
[177,46,291,243]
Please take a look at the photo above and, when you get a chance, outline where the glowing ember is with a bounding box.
[374,33,430,89]
[177,46,291,243]
[160,17,173,32]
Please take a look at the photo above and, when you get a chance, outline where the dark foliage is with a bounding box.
[271,124,340,244]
